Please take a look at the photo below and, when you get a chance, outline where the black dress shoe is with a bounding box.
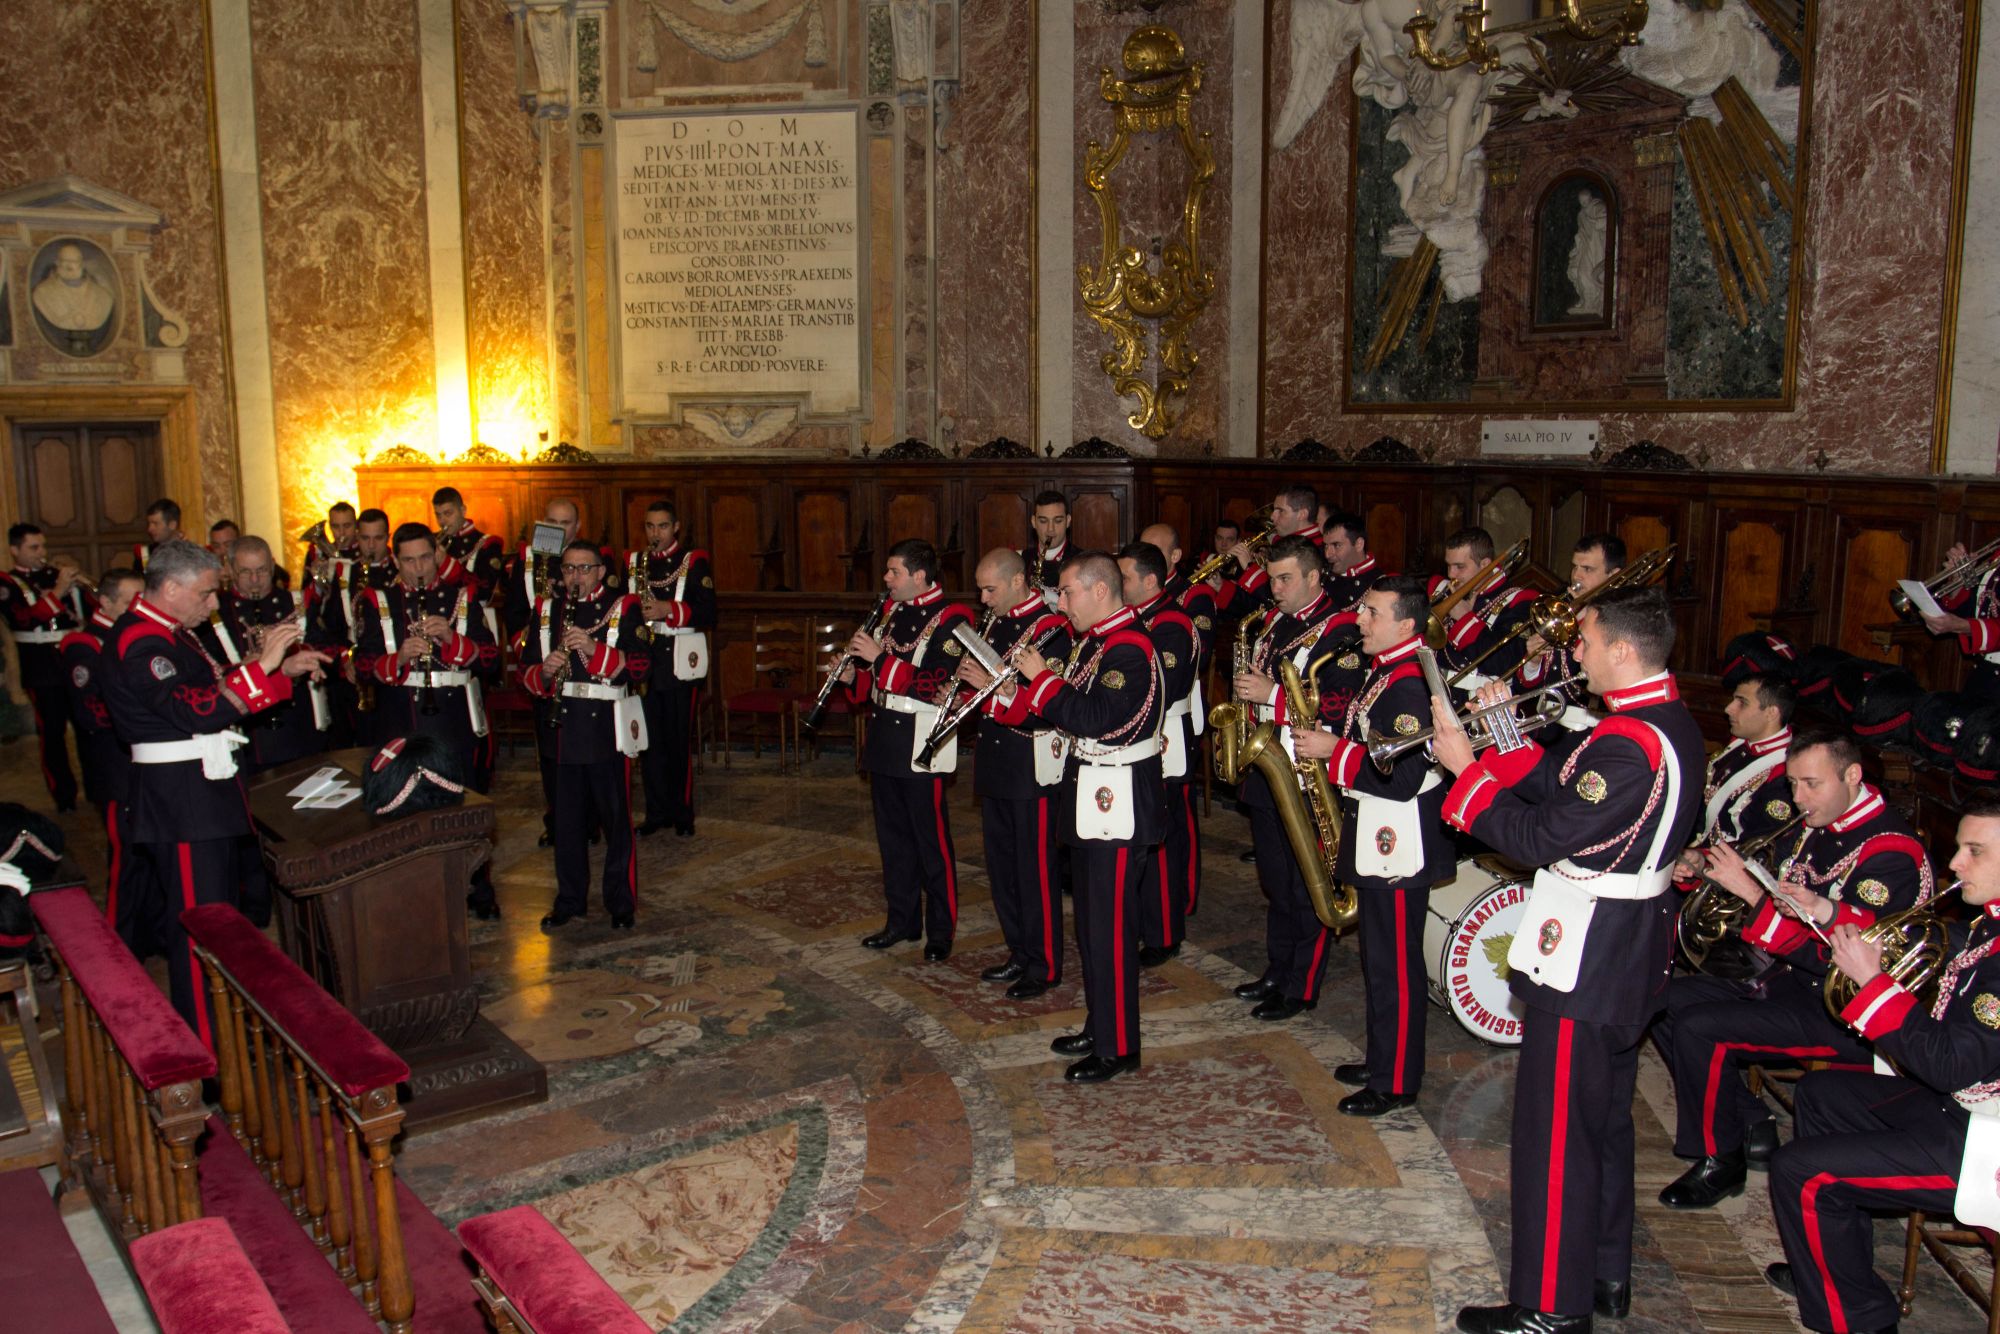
[1064,1053,1139,1083]
[1456,1302,1591,1333]
[1252,995,1315,1021]
[1137,943,1181,968]
[611,912,634,929]
[540,909,583,929]
[637,818,669,836]
[675,821,695,838]
[1334,1063,1371,1086]
[1238,848,1257,864]
[1658,1149,1746,1209]
[1007,978,1053,1000]
[537,830,555,848]
[466,893,500,921]
[924,939,953,962]
[1050,1031,1095,1056]
[1234,976,1280,1002]
[861,927,921,950]
[1593,1279,1630,1320]
[1339,1087,1418,1117]
[1764,1263,1794,1297]
[981,960,1025,983]
[1744,1118,1780,1167]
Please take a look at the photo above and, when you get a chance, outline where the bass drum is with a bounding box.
[1424,855,1531,1046]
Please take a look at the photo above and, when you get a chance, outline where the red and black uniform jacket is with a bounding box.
[437,524,506,605]
[353,580,500,749]
[1018,604,1168,847]
[0,566,87,687]
[848,584,974,778]
[1443,673,1707,1024]
[1438,578,1540,682]
[1703,728,1796,846]
[1217,523,1323,614]
[1324,551,1384,613]
[504,542,622,639]
[1840,904,2000,1106]
[1166,571,1216,669]
[1943,566,2000,663]
[1021,540,1070,598]
[518,584,650,765]
[195,588,328,771]
[972,597,1072,801]
[60,613,127,807]
[1740,786,1934,997]
[1322,633,1452,890]
[100,597,295,842]
[1133,589,1199,787]
[1238,590,1366,815]
[631,542,717,682]
[313,557,398,646]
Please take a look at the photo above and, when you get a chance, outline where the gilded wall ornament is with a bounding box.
[1078,26,1216,441]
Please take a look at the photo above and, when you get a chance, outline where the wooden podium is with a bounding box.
[248,750,546,1131]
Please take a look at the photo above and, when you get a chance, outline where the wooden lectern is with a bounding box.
[248,749,545,1130]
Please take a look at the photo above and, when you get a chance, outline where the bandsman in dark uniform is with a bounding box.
[1118,540,1198,967]
[630,501,714,837]
[1,522,89,810]
[431,486,507,609]
[206,519,238,563]
[195,536,330,774]
[1297,574,1452,1116]
[519,539,651,929]
[102,540,328,1045]
[1922,538,2000,701]
[1763,796,2000,1334]
[301,501,360,590]
[1142,522,1212,916]
[956,548,1072,999]
[1654,727,1933,1210]
[59,568,152,954]
[133,498,185,572]
[1212,484,1323,617]
[316,507,400,745]
[1004,551,1167,1083]
[1433,527,1539,690]
[1232,535,1365,1020]
[840,539,973,959]
[1320,510,1384,611]
[354,523,503,915]
[1694,671,1797,852]
[1435,586,1705,1333]
[1514,534,1624,743]
[1022,490,1072,607]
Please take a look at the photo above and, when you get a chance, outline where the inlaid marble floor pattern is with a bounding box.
[28,743,1995,1332]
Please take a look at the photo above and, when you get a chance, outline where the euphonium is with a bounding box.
[1823,882,1962,1018]
[1208,616,1262,783]
[1675,813,1806,977]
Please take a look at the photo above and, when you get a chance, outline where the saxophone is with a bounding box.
[1228,652,1357,934]
[1208,617,1262,783]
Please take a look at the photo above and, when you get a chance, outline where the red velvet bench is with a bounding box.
[459,1205,651,1334]
[0,1167,120,1333]
[182,904,489,1334]
[130,1216,293,1334]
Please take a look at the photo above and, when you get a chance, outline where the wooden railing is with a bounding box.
[184,903,415,1333]
[30,887,212,1239]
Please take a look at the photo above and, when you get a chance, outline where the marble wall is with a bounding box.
[0,0,237,516]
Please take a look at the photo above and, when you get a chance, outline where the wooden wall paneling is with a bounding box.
[795,486,855,591]
[1835,523,1916,662]
[1065,483,1127,551]
[1475,480,1534,557]
[370,483,437,536]
[969,481,1031,567]
[453,483,520,554]
[701,484,767,593]
[1712,511,1789,651]
[1360,499,1408,575]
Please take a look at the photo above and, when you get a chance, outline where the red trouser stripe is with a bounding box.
[1156,838,1176,948]
[104,799,122,926]
[932,779,957,920]
[1113,847,1130,1056]
[1035,797,1056,979]
[1392,889,1410,1093]
[625,757,638,908]
[1802,1171,1955,1332]
[176,844,212,1050]
[1182,786,1199,913]
[1301,926,1330,1001]
[1703,1042,1841,1155]
[1541,1017,1575,1312]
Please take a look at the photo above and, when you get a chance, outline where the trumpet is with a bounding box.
[1891,538,2000,620]
[917,622,1062,767]
[803,602,888,731]
[1189,503,1276,585]
[1363,681,1572,773]
[1823,881,1963,1017]
[1675,814,1808,977]
[1444,544,1675,689]
[46,555,94,595]
[1425,540,1529,649]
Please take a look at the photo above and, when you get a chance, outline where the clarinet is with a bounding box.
[803,601,888,731]
[414,583,441,717]
[549,597,580,730]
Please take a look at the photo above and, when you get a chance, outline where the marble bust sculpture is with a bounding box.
[33,242,115,335]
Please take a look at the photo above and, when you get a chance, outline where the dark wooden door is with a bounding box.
[12,420,163,575]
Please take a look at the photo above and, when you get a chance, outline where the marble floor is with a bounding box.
[24,740,1996,1332]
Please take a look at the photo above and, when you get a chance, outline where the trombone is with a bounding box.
[1890,538,2000,620]
[1444,544,1675,689]
[1363,682,1572,773]
[1425,540,1529,649]
[1189,503,1276,585]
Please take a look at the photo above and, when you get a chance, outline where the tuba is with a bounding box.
[1208,616,1263,783]
[1227,654,1357,934]
[1823,882,1962,1018]
[1675,813,1806,977]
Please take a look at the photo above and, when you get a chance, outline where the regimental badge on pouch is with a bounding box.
[1538,919,1563,955]
[1095,787,1115,812]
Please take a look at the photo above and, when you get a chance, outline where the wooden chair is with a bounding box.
[797,617,868,773]
[0,957,63,1177]
[1899,1210,2000,1334]
[721,615,811,766]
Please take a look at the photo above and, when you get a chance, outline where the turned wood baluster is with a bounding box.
[58,970,87,1180]
[227,988,259,1153]
[289,1053,327,1246]
[343,1117,380,1317]
[317,1079,354,1279]
[81,1010,108,1177]
[203,962,245,1144]
[366,1117,413,1334]
[114,1063,148,1233]
[248,1014,283,1178]
[269,1035,304,1217]
[161,1081,205,1224]
[138,1078,169,1233]
[97,1019,136,1235]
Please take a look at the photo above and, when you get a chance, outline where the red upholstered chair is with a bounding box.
[131,1217,294,1334]
[721,615,810,766]
[797,616,868,773]
[459,1205,650,1334]
[1898,1211,2000,1334]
